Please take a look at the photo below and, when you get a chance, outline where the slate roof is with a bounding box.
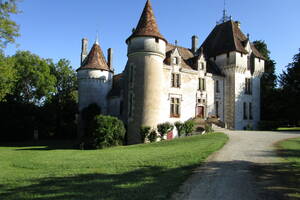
[164,44,195,70]
[200,20,265,60]
[77,43,111,72]
[126,0,167,43]
[107,73,123,98]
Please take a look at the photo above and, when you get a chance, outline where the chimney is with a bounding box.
[235,21,241,29]
[81,38,88,65]
[192,35,198,54]
[107,48,113,71]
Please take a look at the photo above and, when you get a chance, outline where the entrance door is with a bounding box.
[197,106,204,118]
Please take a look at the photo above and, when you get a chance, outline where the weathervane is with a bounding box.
[217,0,232,24]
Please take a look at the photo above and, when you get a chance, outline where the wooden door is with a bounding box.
[197,106,204,118]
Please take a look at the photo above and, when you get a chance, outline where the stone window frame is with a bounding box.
[245,78,252,95]
[171,73,181,88]
[170,97,181,118]
[198,78,206,91]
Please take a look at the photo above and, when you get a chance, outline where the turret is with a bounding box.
[124,0,167,144]
[77,37,114,114]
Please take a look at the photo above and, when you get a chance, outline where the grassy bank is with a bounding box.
[0,132,228,200]
[277,127,300,131]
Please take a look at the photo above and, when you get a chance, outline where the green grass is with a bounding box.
[0,133,228,200]
[277,127,300,131]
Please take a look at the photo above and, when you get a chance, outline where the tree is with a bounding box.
[278,49,300,125]
[0,51,16,101]
[0,0,20,48]
[174,121,184,137]
[11,51,56,104]
[253,40,278,121]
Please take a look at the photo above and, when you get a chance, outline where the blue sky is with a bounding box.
[4,0,300,75]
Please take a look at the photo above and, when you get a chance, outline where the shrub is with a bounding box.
[147,130,157,143]
[205,123,214,133]
[90,115,125,149]
[174,121,185,137]
[81,103,101,136]
[157,122,174,140]
[258,121,282,131]
[184,120,195,136]
[140,126,151,143]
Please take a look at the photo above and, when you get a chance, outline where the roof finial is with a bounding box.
[175,40,178,46]
[217,0,231,24]
[95,30,99,45]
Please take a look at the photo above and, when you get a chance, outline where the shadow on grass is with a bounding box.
[1,165,198,200]
[0,140,77,150]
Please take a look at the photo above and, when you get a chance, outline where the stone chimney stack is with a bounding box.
[192,35,198,54]
[107,48,113,71]
[81,38,88,65]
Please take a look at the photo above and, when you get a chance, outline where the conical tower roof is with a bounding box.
[126,0,167,43]
[77,42,111,72]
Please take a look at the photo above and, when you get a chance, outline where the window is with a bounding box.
[171,73,181,88]
[197,98,201,104]
[247,55,251,70]
[129,93,133,118]
[245,78,252,95]
[200,62,205,70]
[243,102,248,120]
[173,57,179,65]
[214,56,216,61]
[170,98,180,117]
[129,65,134,84]
[215,101,219,117]
[198,78,206,91]
[216,80,220,93]
[241,53,243,57]
[249,103,253,120]
[227,52,230,58]
[155,38,159,43]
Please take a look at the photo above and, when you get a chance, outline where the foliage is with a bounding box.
[0,51,16,101]
[157,122,174,140]
[90,115,125,149]
[253,40,278,121]
[0,133,228,200]
[278,49,300,125]
[140,126,151,143]
[174,121,184,137]
[0,0,20,48]
[81,103,101,137]
[205,123,214,133]
[147,130,157,143]
[11,51,56,104]
[183,120,195,136]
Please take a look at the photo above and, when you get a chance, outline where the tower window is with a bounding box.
[243,102,248,120]
[155,38,159,43]
[216,80,220,93]
[198,78,206,91]
[245,78,252,95]
[173,57,179,65]
[241,53,243,57]
[227,52,230,58]
[249,103,253,120]
[129,65,134,85]
[170,97,180,118]
[171,73,181,88]
[129,93,133,118]
[215,101,219,118]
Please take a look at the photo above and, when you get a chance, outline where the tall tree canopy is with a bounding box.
[0,0,20,48]
[278,49,300,124]
[0,50,16,101]
[253,40,278,121]
[11,51,56,104]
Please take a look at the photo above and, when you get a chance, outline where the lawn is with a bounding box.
[277,127,300,131]
[0,132,228,200]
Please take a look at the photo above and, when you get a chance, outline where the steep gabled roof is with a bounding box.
[77,43,111,71]
[200,20,248,57]
[164,44,195,70]
[126,0,167,43]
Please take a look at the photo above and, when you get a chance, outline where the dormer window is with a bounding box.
[173,57,179,65]
[200,62,205,70]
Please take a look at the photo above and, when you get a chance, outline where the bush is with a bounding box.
[258,121,283,131]
[81,103,101,136]
[205,123,214,133]
[157,122,174,140]
[83,115,125,149]
[147,130,157,143]
[184,120,195,136]
[174,121,185,137]
[140,126,151,143]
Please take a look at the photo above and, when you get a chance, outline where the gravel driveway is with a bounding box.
[171,130,300,200]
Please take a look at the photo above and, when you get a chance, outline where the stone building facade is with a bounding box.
[77,0,265,144]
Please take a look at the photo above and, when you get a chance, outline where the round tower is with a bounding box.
[125,0,167,144]
[77,38,114,115]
